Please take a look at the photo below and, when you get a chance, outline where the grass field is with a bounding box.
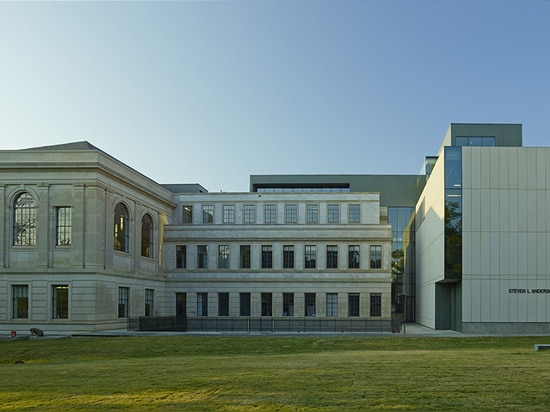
[1,334,549,411]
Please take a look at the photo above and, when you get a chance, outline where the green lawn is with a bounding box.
[1,335,549,411]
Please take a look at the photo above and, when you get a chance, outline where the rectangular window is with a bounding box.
[306,204,319,223]
[283,245,294,269]
[283,293,294,316]
[348,245,360,269]
[182,205,193,224]
[197,293,208,316]
[326,293,338,317]
[349,204,361,223]
[145,289,154,316]
[305,245,316,269]
[240,293,251,316]
[53,285,69,319]
[223,205,235,223]
[370,245,382,269]
[240,245,251,269]
[176,245,187,268]
[12,285,28,319]
[348,293,360,317]
[243,205,255,223]
[264,204,276,223]
[305,293,316,316]
[261,293,272,316]
[326,245,338,269]
[218,293,229,316]
[285,204,297,223]
[197,245,208,269]
[118,287,129,318]
[202,205,214,223]
[370,293,382,317]
[218,245,230,269]
[261,245,273,269]
[55,206,72,246]
[328,204,339,223]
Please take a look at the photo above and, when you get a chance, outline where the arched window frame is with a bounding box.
[141,213,154,258]
[114,202,130,253]
[13,192,37,246]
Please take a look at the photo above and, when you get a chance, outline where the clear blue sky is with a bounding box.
[1,1,548,192]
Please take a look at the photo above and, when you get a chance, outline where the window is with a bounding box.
[348,293,360,316]
[55,206,72,246]
[197,245,208,269]
[305,245,316,269]
[145,289,154,316]
[348,245,360,269]
[141,214,153,258]
[370,293,382,317]
[182,205,193,224]
[349,204,360,223]
[326,245,338,269]
[52,285,69,319]
[202,205,214,223]
[370,245,382,269]
[218,245,230,269]
[285,204,297,223]
[283,245,294,269]
[261,293,272,316]
[12,285,28,319]
[261,245,272,269]
[118,287,129,318]
[218,293,229,316]
[243,205,255,223]
[197,293,208,316]
[240,293,251,316]
[305,293,316,316]
[328,204,339,223]
[283,293,294,316]
[223,205,235,223]
[114,203,129,253]
[306,204,319,223]
[264,204,276,223]
[13,192,37,246]
[240,245,251,269]
[176,245,187,268]
[326,293,338,317]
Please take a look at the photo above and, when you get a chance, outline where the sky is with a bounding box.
[0,0,549,192]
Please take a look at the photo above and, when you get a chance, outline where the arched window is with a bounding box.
[13,192,37,246]
[114,203,129,252]
[141,213,153,258]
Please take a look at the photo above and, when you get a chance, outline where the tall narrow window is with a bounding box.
[114,203,129,252]
[264,204,276,223]
[240,293,251,316]
[261,245,273,269]
[145,289,154,316]
[141,214,153,258]
[348,293,360,316]
[240,245,251,269]
[13,192,37,246]
[306,204,319,223]
[197,245,208,269]
[55,207,72,246]
[218,293,229,316]
[305,293,316,316]
[202,205,214,223]
[12,285,28,319]
[370,245,382,269]
[176,245,187,268]
[52,285,69,319]
[328,204,339,223]
[326,293,338,317]
[283,293,294,316]
[218,245,230,269]
[261,293,272,316]
[349,204,361,223]
[283,245,295,269]
[118,287,129,318]
[348,245,360,269]
[182,205,193,224]
[285,204,297,223]
[370,293,382,317]
[197,293,208,316]
[305,245,316,269]
[223,205,235,223]
[326,245,338,269]
[243,205,255,223]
